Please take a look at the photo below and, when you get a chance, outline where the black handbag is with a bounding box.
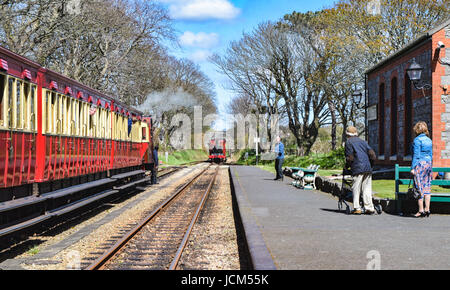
[407,178,421,200]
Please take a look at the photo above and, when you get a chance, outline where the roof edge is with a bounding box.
[364,34,430,75]
[365,18,450,75]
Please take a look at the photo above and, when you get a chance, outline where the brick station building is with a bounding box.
[366,19,450,168]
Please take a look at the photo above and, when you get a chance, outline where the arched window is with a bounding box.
[404,74,413,156]
[379,83,385,156]
[391,77,398,156]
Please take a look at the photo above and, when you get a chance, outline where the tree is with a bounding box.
[0,0,176,107]
[282,0,450,147]
[139,56,217,150]
[212,23,283,149]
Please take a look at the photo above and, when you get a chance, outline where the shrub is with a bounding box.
[236,148,345,170]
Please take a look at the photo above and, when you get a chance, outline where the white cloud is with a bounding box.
[189,50,213,62]
[180,31,219,48]
[159,0,241,20]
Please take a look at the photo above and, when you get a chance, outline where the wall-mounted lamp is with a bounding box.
[406,58,432,90]
[352,90,363,107]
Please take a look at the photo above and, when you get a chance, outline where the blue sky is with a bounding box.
[158,0,337,122]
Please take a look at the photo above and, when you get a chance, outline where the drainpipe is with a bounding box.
[365,74,368,142]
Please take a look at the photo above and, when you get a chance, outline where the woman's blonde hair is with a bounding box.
[413,121,429,137]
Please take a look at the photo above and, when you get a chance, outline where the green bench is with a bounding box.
[395,165,450,212]
[287,164,320,190]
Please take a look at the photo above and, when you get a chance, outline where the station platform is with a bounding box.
[230,165,450,270]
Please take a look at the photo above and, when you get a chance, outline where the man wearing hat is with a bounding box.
[344,126,377,215]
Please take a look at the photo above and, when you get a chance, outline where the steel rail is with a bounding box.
[157,167,180,178]
[169,165,219,270]
[85,164,211,270]
[156,161,203,178]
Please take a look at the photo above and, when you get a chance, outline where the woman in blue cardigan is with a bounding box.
[411,121,433,218]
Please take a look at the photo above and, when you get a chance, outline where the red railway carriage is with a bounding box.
[208,138,226,163]
[0,46,152,202]
[141,116,155,170]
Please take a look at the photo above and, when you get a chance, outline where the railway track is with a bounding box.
[153,161,205,179]
[86,164,219,270]
[0,164,202,249]
[156,166,183,179]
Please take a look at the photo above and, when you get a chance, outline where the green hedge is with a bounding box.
[237,148,345,170]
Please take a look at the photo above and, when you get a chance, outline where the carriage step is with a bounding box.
[49,189,119,217]
[113,177,151,191]
[0,214,52,238]
[41,178,116,200]
[111,170,145,180]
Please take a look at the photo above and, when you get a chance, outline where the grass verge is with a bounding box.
[160,150,208,166]
[253,165,450,200]
[371,180,450,199]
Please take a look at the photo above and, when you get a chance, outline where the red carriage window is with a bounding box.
[16,80,22,129]
[0,73,5,123]
[7,78,13,128]
[78,101,83,135]
[56,94,63,134]
[23,82,29,129]
[71,99,78,135]
[30,85,36,131]
[45,91,50,132]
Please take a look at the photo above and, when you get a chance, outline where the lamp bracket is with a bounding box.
[412,80,432,91]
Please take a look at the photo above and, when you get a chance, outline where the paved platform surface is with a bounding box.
[231,166,450,270]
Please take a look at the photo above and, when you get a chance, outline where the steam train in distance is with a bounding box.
[208,138,227,163]
[0,45,156,203]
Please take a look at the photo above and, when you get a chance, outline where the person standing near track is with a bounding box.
[410,121,433,218]
[274,136,285,181]
[152,144,159,185]
[344,127,377,215]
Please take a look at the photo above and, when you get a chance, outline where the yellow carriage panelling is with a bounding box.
[106,110,111,139]
[43,90,65,135]
[43,89,103,138]
[40,88,141,143]
[141,122,148,143]
[130,120,142,143]
[0,73,37,132]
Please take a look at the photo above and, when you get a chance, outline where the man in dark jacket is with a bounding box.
[151,145,159,185]
[345,127,377,215]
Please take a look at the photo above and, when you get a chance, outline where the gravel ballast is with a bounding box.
[0,163,241,270]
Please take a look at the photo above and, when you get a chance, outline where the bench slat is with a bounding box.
[432,196,450,202]
[397,179,450,186]
[430,180,450,186]
[395,164,450,203]
[397,166,450,173]
[397,191,450,195]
